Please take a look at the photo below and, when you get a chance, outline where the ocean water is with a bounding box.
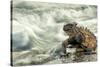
[11,1,97,66]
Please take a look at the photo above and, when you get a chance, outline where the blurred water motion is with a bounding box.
[11,1,97,66]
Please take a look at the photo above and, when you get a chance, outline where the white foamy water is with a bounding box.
[11,1,97,66]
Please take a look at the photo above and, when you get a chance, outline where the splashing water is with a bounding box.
[11,1,97,66]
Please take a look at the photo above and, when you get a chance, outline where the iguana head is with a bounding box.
[63,22,77,33]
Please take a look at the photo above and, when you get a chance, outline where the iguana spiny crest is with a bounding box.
[62,22,97,55]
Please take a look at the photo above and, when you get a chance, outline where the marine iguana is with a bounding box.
[62,22,97,57]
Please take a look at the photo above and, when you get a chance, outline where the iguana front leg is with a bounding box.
[61,40,69,57]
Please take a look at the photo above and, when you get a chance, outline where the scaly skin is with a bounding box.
[62,22,97,56]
